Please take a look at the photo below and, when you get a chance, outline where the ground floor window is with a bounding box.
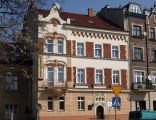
[59,97,65,111]
[5,105,17,120]
[78,97,85,110]
[153,101,156,111]
[48,97,53,111]
[135,100,146,110]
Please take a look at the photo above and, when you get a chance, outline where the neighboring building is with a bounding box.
[98,2,156,111]
[0,43,33,120]
[37,3,130,120]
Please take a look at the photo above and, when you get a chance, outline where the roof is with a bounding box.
[38,9,123,31]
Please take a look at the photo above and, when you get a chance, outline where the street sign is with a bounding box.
[112,86,122,97]
[112,97,121,109]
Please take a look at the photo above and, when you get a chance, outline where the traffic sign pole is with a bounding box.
[115,108,116,120]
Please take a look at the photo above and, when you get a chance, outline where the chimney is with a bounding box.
[88,8,94,17]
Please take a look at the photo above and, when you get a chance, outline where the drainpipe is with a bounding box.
[145,15,150,110]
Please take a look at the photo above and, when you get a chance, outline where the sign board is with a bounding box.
[112,86,122,97]
[112,97,121,109]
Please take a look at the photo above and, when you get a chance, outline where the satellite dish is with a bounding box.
[148,75,153,81]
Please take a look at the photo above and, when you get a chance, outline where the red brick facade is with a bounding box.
[104,69,112,88]
[121,69,127,89]
[120,45,126,59]
[86,42,93,57]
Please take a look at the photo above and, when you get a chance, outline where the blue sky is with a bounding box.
[44,0,156,14]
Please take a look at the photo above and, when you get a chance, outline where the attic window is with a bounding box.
[130,4,141,14]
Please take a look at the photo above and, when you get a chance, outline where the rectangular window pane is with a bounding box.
[96,70,102,84]
[152,72,156,84]
[112,46,118,58]
[58,41,63,53]
[151,50,156,62]
[95,44,102,57]
[133,25,141,36]
[77,43,84,56]
[47,40,53,52]
[5,105,17,120]
[47,67,54,86]
[113,70,119,84]
[6,74,18,91]
[134,71,144,83]
[78,97,85,110]
[58,67,64,83]
[77,69,85,83]
[59,97,65,110]
[149,28,155,39]
[48,97,53,110]
[134,47,143,60]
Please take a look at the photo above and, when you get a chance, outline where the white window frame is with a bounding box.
[57,40,63,54]
[154,15,156,23]
[95,69,104,84]
[133,70,144,83]
[112,70,120,85]
[151,49,156,62]
[132,24,143,37]
[6,73,18,91]
[77,97,85,110]
[133,46,144,61]
[47,97,53,111]
[47,66,54,85]
[59,97,65,111]
[58,66,64,83]
[76,68,86,84]
[76,42,85,56]
[111,45,119,59]
[151,71,156,85]
[5,105,17,120]
[130,4,141,14]
[94,44,103,58]
[46,39,53,53]
[149,27,155,39]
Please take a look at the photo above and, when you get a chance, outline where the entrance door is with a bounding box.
[96,106,104,119]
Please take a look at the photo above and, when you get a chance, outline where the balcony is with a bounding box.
[38,80,67,90]
[132,81,156,91]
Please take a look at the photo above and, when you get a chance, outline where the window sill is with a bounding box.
[77,109,85,111]
[47,110,53,112]
[132,59,144,62]
[131,35,144,39]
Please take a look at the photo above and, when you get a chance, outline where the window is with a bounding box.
[47,40,53,53]
[130,5,141,14]
[47,67,54,86]
[112,46,119,59]
[59,97,65,111]
[95,69,103,84]
[132,25,142,37]
[77,43,84,56]
[77,69,85,84]
[112,70,120,84]
[48,97,53,111]
[5,105,17,120]
[57,40,63,53]
[134,71,144,83]
[78,97,85,110]
[6,73,18,91]
[151,72,156,84]
[151,50,156,62]
[58,67,64,83]
[136,101,146,110]
[95,44,102,57]
[153,101,156,111]
[149,28,155,39]
[134,47,143,60]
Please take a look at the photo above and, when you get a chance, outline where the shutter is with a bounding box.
[86,68,94,88]
[104,69,112,89]
[86,42,93,57]
[73,67,76,84]
[120,45,126,59]
[103,44,111,58]
[121,69,127,89]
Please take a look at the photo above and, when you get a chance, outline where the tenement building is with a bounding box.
[98,2,156,111]
[37,3,130,120]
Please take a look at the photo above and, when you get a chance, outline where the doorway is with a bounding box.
[96,106,104,119]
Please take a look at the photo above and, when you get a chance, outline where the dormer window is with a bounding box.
[130,4,141,14]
